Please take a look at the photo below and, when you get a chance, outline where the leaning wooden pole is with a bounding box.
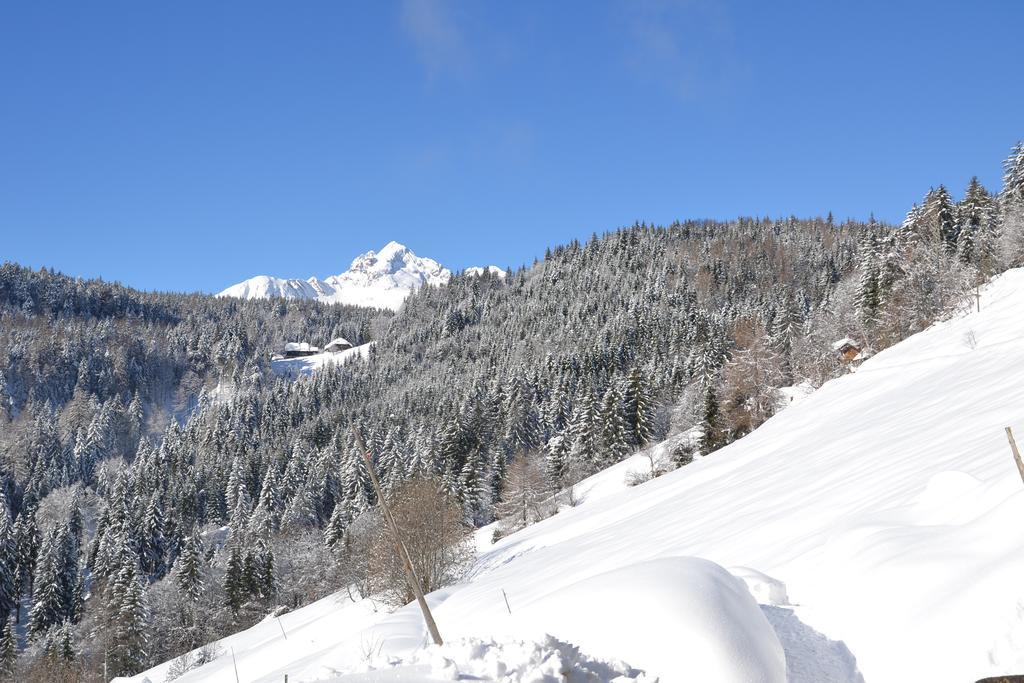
[352,427,444,646]
[1005,427,1024,486]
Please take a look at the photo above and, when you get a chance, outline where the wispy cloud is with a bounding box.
[618,0,747,100]
[399,0,469,80]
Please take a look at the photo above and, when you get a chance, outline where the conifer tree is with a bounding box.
[248,539,276,600]
[489,449,508,505]
[139,494,166,579]
[999,141,1024,266]
[282,485,318,531]
[323,502,351,547]
[250,465,283,536]
[223,544,246,615]
[27,526,77,639]
[0,503,15,622]
[922,185,958,251]
[698,385,725,454]
[956,176,994,267]
[229,483,252,542]
[622,366,655,447]
[173,533,204,605]
[856,234,881,324]
[0,615,15,678]
[503,375,539,455]
[567,389,600,476]
[545,433,570,482]
[44,620,75,663]
[109,561,149,676]
[599,385,630,467]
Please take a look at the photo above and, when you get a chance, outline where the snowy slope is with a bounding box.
[132,268,1024,683]
[218,242,450,310]
[271,343,374,378]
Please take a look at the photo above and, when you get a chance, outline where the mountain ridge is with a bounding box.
[218,241,501,311]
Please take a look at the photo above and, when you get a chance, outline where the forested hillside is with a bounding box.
[0,140,1021,680]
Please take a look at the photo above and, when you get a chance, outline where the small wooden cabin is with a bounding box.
[325,337,354,353]
[831,337,862,362]
[283,342,320,358]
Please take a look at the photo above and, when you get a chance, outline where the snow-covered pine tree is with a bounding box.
[225,455,246,515]
[567,388,600,478]
[999,141,1024,266]
[323,501,351,547]
[503,374,539,456]
[247,539,276,600]
[922,185,958,252]
[281,484,318,531]
[43,620,75,663]
[222,544,246,615]
[0,500,16,622]
[0,615,14,677]
[139,494,167,579]
[599,384,630,468]
[340,446,373,512]
[228,482,252,542]
[173,532,204,605]
[544,433,570,483]
[109,560,149,676]
[698,384,725,454]
[249,464,284,537]
[489,449,508,506]
[622,366,655,448]
[27,525,77,639]
[956,176,995,268]
[856,233,882,324]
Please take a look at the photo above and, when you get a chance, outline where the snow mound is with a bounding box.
[729,566,789,606]
[506,557,785,683]
[356,635,648,682]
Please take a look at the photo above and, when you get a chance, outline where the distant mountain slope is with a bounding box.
[125,269,1024,682]
[219,241,503,310]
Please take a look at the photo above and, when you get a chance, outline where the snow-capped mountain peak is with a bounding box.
[217,242,451,310]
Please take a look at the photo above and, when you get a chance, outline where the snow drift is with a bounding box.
[130,268,1024,682]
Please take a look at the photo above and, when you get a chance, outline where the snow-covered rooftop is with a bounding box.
[830,337,858,351]
[325,337,352,349]
[283,342,318,353]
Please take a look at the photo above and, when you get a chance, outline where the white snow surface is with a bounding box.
[336,633,651,682]
[131,268,1024,683]
[271,342,374,378]
[218,242,451,310]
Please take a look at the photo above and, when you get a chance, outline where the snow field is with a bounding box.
[130,268,1024,682]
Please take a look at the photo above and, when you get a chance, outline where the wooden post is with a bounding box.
[277,615,288,640]
[353,427,444,646]
[1005,427,1024,485]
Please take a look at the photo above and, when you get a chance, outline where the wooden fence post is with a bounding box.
[1005,427,1024,485]
[353,427,444,646]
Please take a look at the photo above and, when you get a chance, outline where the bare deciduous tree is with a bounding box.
[496,455,554,534]
[366,476,474,608]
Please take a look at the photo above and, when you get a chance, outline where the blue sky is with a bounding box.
[1,1,1022,293]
